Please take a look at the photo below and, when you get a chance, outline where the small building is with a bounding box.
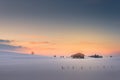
[53,55,56,58]
[110,56,112,58]
[71,53,85,59]
[89,54,103,58]
[60,56,64,58]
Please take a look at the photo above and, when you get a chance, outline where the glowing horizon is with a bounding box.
[0,19,119,56]
[0,0,120,56]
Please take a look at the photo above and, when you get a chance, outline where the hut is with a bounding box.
[89,54,103,58]
[71,53,85,59]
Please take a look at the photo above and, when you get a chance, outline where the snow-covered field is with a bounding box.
[0,52,120,80]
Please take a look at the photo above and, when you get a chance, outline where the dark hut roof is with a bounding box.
[71,53,85,59]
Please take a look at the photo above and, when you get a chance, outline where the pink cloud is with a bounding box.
[30,41,55,45]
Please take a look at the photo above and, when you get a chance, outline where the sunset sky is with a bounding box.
[0,0,120,56]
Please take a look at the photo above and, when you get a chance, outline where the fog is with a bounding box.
[0,52,120,80]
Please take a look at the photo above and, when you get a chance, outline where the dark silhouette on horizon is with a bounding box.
[71,53,85,59]
[31,52,34,55]
[89,54,103,58]
[53,55,56,58]
[60,56,64,58]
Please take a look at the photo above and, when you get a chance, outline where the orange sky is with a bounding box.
[0,0,120,56]
[0,18,120,56]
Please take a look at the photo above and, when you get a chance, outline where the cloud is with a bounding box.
[79,41,99,45]
[18,34,46,39]
[30,41,55,45]
[0,39,14,44]
[0,39,28,52]
[0,44,27,51]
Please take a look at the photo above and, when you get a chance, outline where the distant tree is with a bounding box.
[31,52,34,55]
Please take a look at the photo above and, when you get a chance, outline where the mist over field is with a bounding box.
[0,0,120,80]
[0,51,120,80]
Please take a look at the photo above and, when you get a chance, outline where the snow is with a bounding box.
[0,52,120,80]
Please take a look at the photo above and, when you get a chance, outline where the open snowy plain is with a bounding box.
[0,51,120,80]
